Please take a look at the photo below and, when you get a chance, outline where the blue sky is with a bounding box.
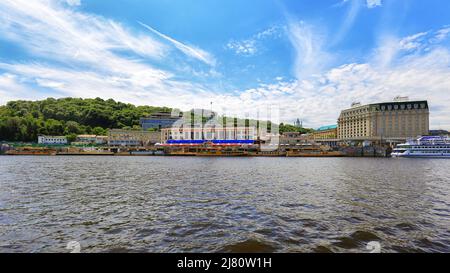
[0,0,450,129]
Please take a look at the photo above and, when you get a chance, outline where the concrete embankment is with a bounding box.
[2,144,392,157]
[340,146,392,157]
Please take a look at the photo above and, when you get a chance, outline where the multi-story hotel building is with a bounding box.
[338,99,429,140]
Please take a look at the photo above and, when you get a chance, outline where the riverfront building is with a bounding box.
[75,135,108,145]
[38,135,67,145]
[108,129,162,146]
[311,125,339,147]
[279,132,310,146]
[161,126,256,143]
[312,125,338,140]
[337,99,429,141]
[140,109,217,131]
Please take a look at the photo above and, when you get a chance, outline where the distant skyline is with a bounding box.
[0,0,449,129]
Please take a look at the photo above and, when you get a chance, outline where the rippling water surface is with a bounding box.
[0,156,449,253]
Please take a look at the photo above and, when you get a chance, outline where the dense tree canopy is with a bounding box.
[0,97,170,141]
[278,123,314,134]
[0,97,314,142]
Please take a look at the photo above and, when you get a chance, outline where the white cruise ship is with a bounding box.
[391,136,450,158]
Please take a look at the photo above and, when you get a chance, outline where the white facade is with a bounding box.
[95,136,108,145]
[76,135,97,143]
[107,129,161,146]
[161,126,257,142]
[38,135,68,145]
[76,135,108,145]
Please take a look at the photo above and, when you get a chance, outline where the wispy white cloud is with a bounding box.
[0,62,218,110]
[0,0,167,64]
[0,0,220,110]
[138,22,216,66]
[226,26,281,56]
[433,26,450,42]
[332,0,350,8]
[0,73,45,105]
[372,35,400,67]
[399,32,428,50]
[226,40,258,56]
[332,0,383,45]
[332,0,362,45]
[373,29,449,67]
[366,0,382,9]
[285,19,332,80]
[333,0,382,9]
[65,0,81,6]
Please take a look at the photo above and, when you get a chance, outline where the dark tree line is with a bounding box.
[0,97,170,142]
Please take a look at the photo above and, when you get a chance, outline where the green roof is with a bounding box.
[317,125,337,131]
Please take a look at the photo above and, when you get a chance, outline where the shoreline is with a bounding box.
[1,144,392,158]
[0,153,384,158]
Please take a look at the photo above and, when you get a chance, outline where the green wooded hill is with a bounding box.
[0,97,313,142]
[0,97,170,142]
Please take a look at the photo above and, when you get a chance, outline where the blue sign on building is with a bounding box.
[140,112,181,130]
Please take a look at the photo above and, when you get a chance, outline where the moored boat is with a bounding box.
[391,136,450,158]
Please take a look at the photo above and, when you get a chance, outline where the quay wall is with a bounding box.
[340,146,391,157]
[1,143,393,157]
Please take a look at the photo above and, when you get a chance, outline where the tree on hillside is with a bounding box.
[65,121,81,135]
[92,126,107,136]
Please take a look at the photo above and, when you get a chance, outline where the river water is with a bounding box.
[0,156,449,253]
